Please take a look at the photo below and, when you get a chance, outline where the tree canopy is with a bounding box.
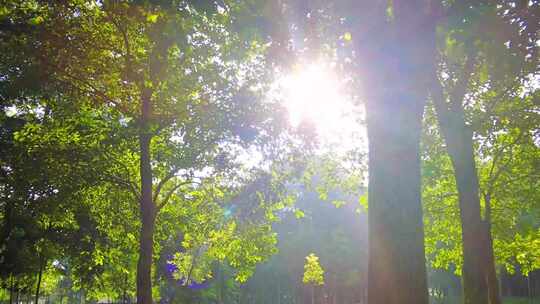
[0,1,538,304]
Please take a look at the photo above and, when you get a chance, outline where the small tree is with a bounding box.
[303,253,324,304]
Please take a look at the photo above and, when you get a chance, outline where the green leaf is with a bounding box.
[331,200,346,208]
[29,16,44,25]
[146,13,158,23]
[358,194,368,210]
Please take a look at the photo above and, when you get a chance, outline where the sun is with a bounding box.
[279,61,363,149]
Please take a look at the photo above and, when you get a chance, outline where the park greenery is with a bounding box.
[0,1,538,304]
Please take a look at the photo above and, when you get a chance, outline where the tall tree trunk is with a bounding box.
[136,89,156,304]
[431,56,490,304]
[364,2,433,304]
[35,253,45,304]
[451,132,489,304]
[366,90,429,304]
[484,194,501,304]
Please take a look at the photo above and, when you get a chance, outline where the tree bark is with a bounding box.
[136,89,156,304]
[35,253,45,304]
[484,195,502,304]
[366,90,429,304]
[363,2,433,304]
[451,132,489,304]
[15,284,19,304]
[431,58,490,304]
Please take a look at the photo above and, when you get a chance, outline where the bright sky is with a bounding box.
[278,61,366,153]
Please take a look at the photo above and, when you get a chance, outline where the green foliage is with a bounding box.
[421,0,539,279]
[422,86,539,276]
[1,0,308,300]
[421,106,463,274]
[301,153,366,212]
[1,0,538,302]
[302,253,324,286]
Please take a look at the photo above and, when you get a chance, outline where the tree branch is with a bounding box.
[153,169,179,203]
[483,132,525,197]
[449,49,477,115]
[56,70,130,114]
[430,49,477,146]
[184,246,203,286]
[103,173,141,202]
[107,11,136,88]
[156,180,202,212]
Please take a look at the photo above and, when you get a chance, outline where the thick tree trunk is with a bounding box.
[136,90,156,304]
[449,131,489,304]
[363,2,434,304]
[431,71,490,304]
[366,91,429,304]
